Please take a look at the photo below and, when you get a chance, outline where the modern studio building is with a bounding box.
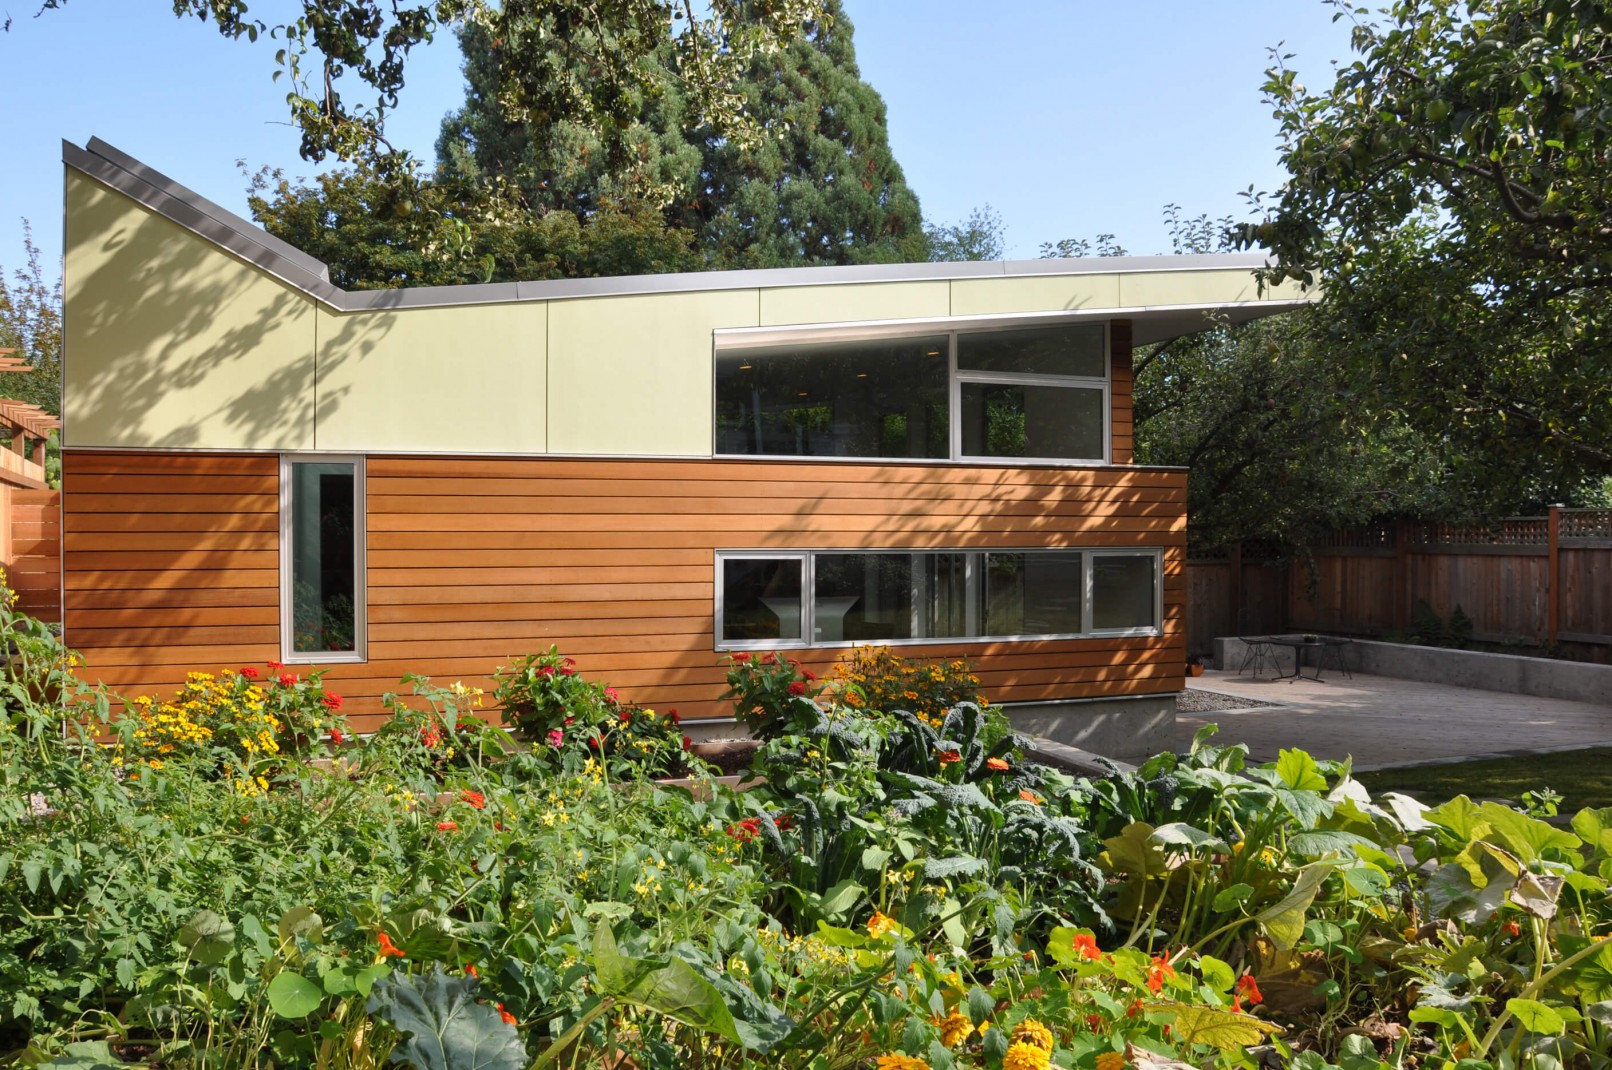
[59,138,1308,755]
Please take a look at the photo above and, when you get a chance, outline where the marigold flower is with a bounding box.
[278,673,298,686]
[986,757,1011,771]
[874,1055,928,1070]
[323,692,343,709]
[497,1003,517,1027]
[1146,955,1176,993]
[1011,1019,1055,1052]
[1236,973,1263,1005]
[437,821,458,832]
[1095,1051,1128,1070]
[1003,1041,1052,1070]
[240,666,260,679]
[460,790,486,810]
[867,912,898,938]
[934,1010,973,1048]
[376,931,405,958]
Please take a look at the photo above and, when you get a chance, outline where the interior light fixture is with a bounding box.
[926,350,940,356]
[797,391,809,397]
[856,373,868,378]
[738,363,753,370]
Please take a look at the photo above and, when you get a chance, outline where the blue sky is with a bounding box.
[1,1,1357,275]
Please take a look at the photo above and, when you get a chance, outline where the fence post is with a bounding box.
[1229,542,1243,633]
[1547,505,1560,646]
[1394,519,1411,632]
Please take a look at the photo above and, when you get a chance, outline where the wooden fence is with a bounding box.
[1,487,61,622]
[1187,508,1612,663]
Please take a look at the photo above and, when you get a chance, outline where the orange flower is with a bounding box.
[437,821,459,832]
[1145,955,1176,993]
[497,1003,517,1026]
[1236,973,1263,1005]
[1068,931,1102,960]
[867,912,898,938]
[986,757,1010,772]
[465,964,478,977]
[376,932,405,958]
[460,790,486,810]
[936,748,962,764]
[1018,790,1041,805]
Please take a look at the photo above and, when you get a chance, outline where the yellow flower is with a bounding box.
[1095,1051,1128,1070]
[1011,1020,1054,1052]
[867,912,898,939]
[875,1055,929,1070]
[934,1011,973,1048]
[1003,1041,1052,1070]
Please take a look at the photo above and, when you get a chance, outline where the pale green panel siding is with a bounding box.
[63,173,316,449]
[315,303,547,453]
[1119,268,1271,307]
[949,274,1122,317]
[759,281,950,326]
[547,290,758,455]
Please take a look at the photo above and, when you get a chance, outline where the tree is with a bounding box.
[0,223,62,415]
[926,205,1006,263]
[1243,0,1612,500]
[26,0,821,170]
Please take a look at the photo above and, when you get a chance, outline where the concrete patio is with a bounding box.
[1175,668,1612,770]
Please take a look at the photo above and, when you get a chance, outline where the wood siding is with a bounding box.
[3,488,62,622]
[63,451,1186,731]
[1110,319,1134,465]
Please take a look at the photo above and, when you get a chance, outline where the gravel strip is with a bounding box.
[1177,688,1280,713]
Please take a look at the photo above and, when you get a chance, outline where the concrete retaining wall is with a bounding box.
[1212,636,1612,705]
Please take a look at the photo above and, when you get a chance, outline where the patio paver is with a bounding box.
[1174,668,1612,770]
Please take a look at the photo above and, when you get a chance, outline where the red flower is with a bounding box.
[802,669,817,681]
[465,964,477,977]
[936,748,961,764]
[421,726,443,749]
[558,667,575,676]
[669,708,680,724]
[604,687,619,703]
[1503,919,1522,938]
[588,735,601,749]
[619,710,631,722]
[278,673,298,686]
[437,821,458,832]
[563,657,576,668]
[376,932,405,958]
[460,790,486,810]
[240,666,260,679]
[267,661,284,671]
[323,692,343,709]
[1068,932,1102,961]
[537,664,555,677]
[1146,955,1176,993]
[497,1004,517,1027]
[1085,1014,1103,1030]
[787,680,808,697]
[329,728,345,746]
[547,728,564,747]
[776,814,793,831]
[1236,974,1263,1006]
[732,652,751,663]
[760,652,777,665]
[986,757,1010,772]
[1126,999,1143,1018]
[727,817,763,843]
[681,735,692,750]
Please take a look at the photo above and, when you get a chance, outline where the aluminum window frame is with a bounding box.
[279,453,368,665]
[714,546,1161,651]
[714,321,1112,466]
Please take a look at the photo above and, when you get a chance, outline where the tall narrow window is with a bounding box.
[282,456,365,662]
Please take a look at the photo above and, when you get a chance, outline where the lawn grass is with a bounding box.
[1355,747,1612,813]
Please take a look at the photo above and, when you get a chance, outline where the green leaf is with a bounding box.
[41,1042,124,1070]
[1506,998,1565,1035]
[279,906,324,945]
[1150,823,1226,852]
[591,925,740,1045]
[1168,1003,1281,1050]
[1212,883,1255,912]
[178,909,236,966]
[1255,862,1338,950]
[1426,796,1489,842]
[1477,802,1580,864]
[1198,954,1235,993]
[966,985,994,1026]
[1275,749,1327,791]
[367,965,526,1070]
[267,972,324,1019]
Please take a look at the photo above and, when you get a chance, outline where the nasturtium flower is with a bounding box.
[497,1003,517,1026]
[867,911,898,938]
[459,790,486,810]
[1068,931,1102,960]
[1236,973,1263,1005]
[376,931,405,958]
[1146,954,1176,993]
[437,821,458,832]
[1018,789,1041,805]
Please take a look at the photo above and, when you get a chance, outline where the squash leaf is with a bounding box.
[367,965,526,1070]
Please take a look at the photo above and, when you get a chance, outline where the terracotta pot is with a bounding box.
[1187,662,1205,677]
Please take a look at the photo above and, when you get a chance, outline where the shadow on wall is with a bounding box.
[64,186,394,448]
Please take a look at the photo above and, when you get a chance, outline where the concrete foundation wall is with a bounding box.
[1001,693,1177,763]
[1212,636,1612,706]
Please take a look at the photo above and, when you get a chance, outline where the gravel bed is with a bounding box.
[1176,688,1281,713]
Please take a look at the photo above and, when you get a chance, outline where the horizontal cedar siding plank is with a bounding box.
[62,452,275,475]
[66,550,278,572]
[66,531,278,552]
[366,528,1184,550]
[65,586,272,610]
[369,618,706,643]
[368,582,710,605]
[71,606,280,628]
[65,474,279,495]
[368,514,1184,536]
[367,495,1185,519]
[67,569,276,590]
[370,565,707,587]
[66,494,276,515]
[74,625,280,648]
[62,512,277,533]
[371,600,713,624]
[368,476,1182,503]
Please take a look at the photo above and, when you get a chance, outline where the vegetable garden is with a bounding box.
[2,592,1610,1070]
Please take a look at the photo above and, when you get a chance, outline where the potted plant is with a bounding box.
[1187,654,1205,677]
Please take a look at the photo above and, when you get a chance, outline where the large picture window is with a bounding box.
[281,455,366,663]
[714,548,1158,649]
[716,321,1110,464]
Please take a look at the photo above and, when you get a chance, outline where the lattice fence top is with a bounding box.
[1413,517,1550,546]
[1311,524,1395,549]
[1562,509,1612,539]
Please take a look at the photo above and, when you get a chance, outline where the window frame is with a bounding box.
[713,320,1112,466]
[713,546,1161,651]
[279,453,368,665]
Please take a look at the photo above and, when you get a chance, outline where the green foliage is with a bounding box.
[925,204,1007,263]
[367,966,526,1070]
[0,222,61,415]
[1245,0,1612,500]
